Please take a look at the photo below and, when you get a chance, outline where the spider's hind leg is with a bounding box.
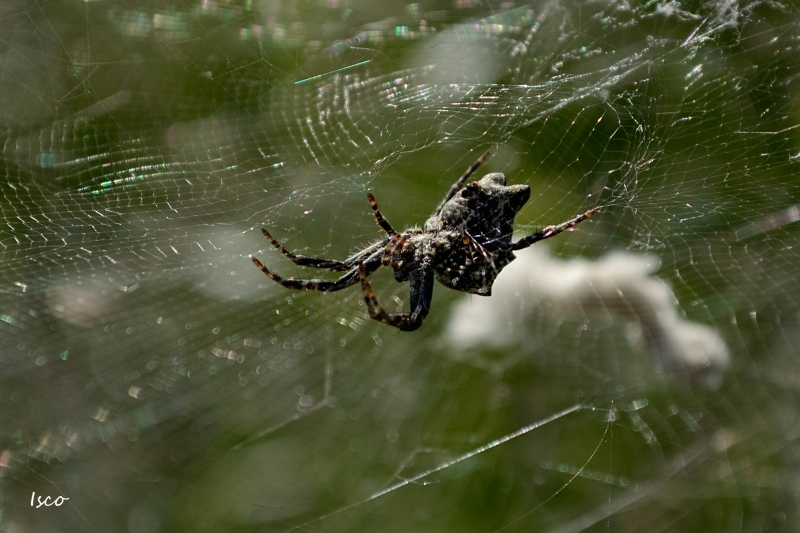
[511,207,601,251]
[434,150,492,216]
[259,228,350,271]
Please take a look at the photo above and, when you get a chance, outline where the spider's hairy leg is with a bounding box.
[367,193,396,235]
[359,260,434,332]
[253,251,384,292]
[511,206,601,251]
[259,228,350,271]
[434,149,492,216]
[462,233,473,266]
[381,234,403,266]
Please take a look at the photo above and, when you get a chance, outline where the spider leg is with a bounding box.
[367,193,396,235]
[382,234,402,266]
[462,233,473,266]
[259,228,351,271]
[253,250,384,292]
[511,207,601,251]
[359,259,434,332]
[433,150,491,216]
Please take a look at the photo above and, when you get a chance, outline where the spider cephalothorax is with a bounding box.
[252,151,600,331]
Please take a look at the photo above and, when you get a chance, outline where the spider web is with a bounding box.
[2,1,799,531]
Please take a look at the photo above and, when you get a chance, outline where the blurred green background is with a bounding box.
[2,1,800,532]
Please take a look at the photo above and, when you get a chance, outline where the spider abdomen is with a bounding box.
[433,244,516,296]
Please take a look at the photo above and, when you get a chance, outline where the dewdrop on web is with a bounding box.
[443,247,730,389]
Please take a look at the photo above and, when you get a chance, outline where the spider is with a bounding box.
[252,151,600,331]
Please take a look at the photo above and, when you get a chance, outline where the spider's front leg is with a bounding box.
[358,261,434,331]
[367,193,396,235]
[253,250,384,292]
[258,228,351,271]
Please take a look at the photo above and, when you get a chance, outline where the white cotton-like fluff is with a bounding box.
[443,247,730,388]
